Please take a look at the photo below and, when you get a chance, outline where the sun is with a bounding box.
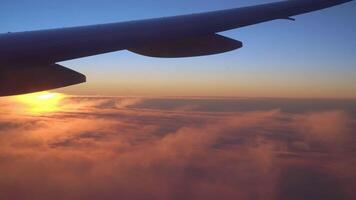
[15,91,65,114]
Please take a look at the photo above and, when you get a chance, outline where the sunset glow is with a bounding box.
[15,92,65,114]
[0,1,355,199]
[0,96,355,199]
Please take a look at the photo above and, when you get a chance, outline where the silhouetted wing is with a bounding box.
[129,34,243,58]
[0,0,352,65]
[0,0,352,96]
[0,64,86,96]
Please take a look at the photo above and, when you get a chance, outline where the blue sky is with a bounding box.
[1,0,355,98]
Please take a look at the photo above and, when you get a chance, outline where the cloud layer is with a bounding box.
[0,96,355,200]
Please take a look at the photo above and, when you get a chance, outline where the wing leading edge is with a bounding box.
[0,0,353,96]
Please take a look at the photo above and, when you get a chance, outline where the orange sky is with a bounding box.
[57,74,356,99]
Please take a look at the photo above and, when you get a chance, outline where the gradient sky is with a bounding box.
[1,2,356,198]
[1,0,356,98]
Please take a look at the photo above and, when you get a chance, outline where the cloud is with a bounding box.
[0,96,355,200]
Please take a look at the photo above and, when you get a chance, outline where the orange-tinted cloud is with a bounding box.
[0,96,355,200]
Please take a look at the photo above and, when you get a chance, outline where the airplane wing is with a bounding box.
[0,0,353,96]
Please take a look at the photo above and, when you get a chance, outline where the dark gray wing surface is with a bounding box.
[0,64,85,96]
[129,34,243,58]
[0,0,352,96]
[0,0,352,65]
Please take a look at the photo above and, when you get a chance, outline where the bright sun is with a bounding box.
[15,91,65,114]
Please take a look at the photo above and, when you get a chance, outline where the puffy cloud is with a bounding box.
[0,96,355,200]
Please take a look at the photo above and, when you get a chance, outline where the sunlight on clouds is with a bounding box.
[0,97,355,199]
[14,92,65,114]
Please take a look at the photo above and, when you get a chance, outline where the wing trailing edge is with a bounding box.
[129,34,243,58]
[0,64,86,96]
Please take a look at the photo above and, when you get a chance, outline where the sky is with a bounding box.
[0,94,355,200]
[0,1,356,199]
[1,0,355,98]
